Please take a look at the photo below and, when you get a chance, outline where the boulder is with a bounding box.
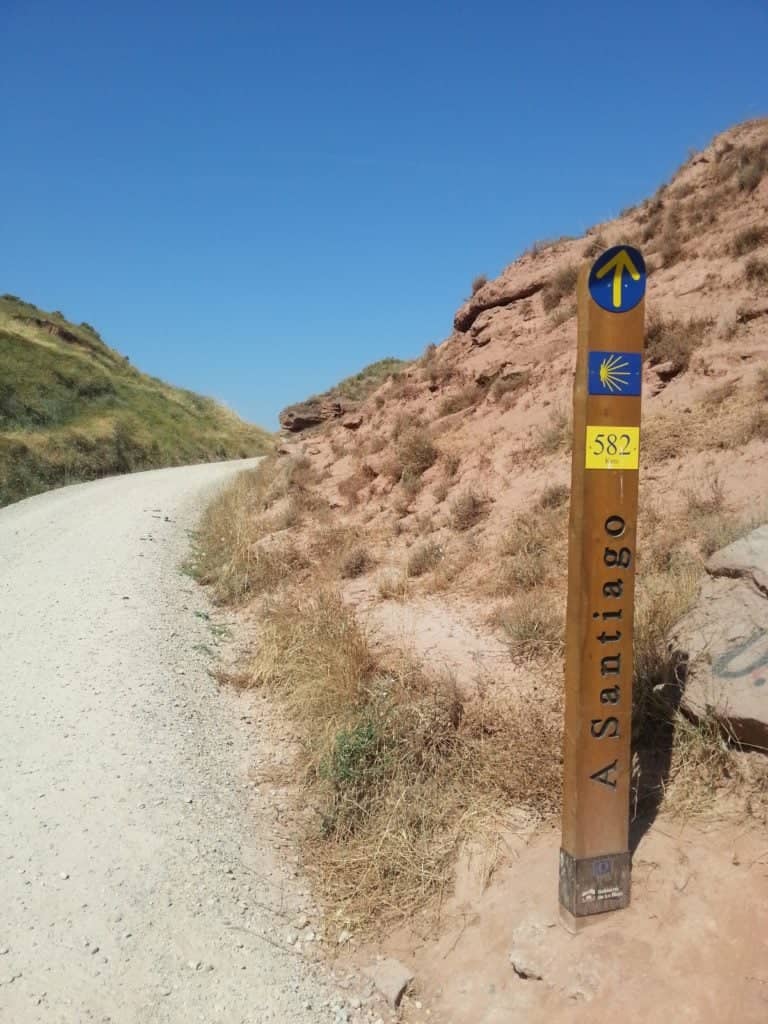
[454,277,546,333]
[674,525,768,748]
[279,398,350,433]
[363,958,414,1007]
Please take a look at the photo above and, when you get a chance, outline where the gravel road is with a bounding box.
[0,462,356,1024]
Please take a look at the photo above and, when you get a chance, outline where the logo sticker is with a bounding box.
[588,351,642,396]
[585,426,640,470]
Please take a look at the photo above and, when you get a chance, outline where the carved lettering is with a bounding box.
[590,760,618,788]
[597,630,622,644]
[590,717,619,739]
[603,580,624,598]
[584,515,635,791]
[604,515,626,537]
[604,546,632,569]
[600,686,621,704]
[600,654,621,676]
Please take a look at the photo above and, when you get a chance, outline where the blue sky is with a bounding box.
[2,2,766,428]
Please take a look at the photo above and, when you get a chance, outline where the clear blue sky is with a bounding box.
[2,2,766,428]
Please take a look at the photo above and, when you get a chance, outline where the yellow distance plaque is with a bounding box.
[585,425,639,470]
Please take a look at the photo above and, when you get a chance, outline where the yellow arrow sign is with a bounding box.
[595,248,641,309]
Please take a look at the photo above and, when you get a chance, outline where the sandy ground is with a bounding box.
[0,463,359,1024]
[381,816,768,1024]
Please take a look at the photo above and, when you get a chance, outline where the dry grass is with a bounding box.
[533,406,571,454]
[702,380,738,409]
[338,462,376,506]
[396,427,439,478]
[659,217,683,267]
[745,257,768,287]
[493,510,563,594]
[583,234,607,258]
[491,588,565,659]
[541,265,578,312]
[698,510,757,558]
[433,480,449,504]
[471,274,488,294]
[377,571,409,600]
[406,540,443,578]
[632,567,699,738]
[490,370,530,404]
[442,451,461,478]
[756,366,768,401]
[731,225,768,256]
[663,714,768,819]
[737,145,768,192]
[437,384,483,418]
[449,489,487,531]
[746,407,768,443]
[249,590,561,925]
[538,482,569,509]
[549,303,576,327]
[196,435,763,929]
[340,545,374,579]
[194,458,313,603]
[684,473,727,518]
[645,314,711,374]
[429,541,476,592]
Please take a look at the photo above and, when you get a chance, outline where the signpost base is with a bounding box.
[558,849,631,920]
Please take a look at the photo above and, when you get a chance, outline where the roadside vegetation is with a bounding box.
[196,440,767,927]
[195,455,561,925]
[194,124,768,930]
[0,295,272,506]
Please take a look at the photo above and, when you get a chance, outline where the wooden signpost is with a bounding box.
[559,245,646,925]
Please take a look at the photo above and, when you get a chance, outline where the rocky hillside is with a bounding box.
[198,120,768,1020]
[279,357,409,433]
[0,295,272,506]
[283,118,768,580]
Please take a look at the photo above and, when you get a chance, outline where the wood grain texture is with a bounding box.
[561,260,645,892]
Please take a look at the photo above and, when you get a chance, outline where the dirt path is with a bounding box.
[0,463,352,1024]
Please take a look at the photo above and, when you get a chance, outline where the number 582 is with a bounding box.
[590,432,632,457]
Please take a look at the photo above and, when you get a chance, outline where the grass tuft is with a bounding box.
[397,428,439,478]
[340,545,374,579]
[534,406,571,454]
[541,265,578,312]
[731,225,768,256]
[449,489,487,531]
[538,483,569,509]
[406,540,443,577]
[645,314,711,374]
[491,589,565,659]
[745,257,768,287]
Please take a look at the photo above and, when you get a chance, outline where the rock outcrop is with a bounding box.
[675,526,768,748]
[279,398,352,433]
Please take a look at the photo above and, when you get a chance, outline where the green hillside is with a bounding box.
[0,295,273,507]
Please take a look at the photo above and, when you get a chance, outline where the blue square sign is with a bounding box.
[588,351,642,397]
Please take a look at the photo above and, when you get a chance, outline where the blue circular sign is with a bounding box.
[588,245,646,314]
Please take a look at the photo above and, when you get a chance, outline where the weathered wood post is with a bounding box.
[559,245,646,925]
